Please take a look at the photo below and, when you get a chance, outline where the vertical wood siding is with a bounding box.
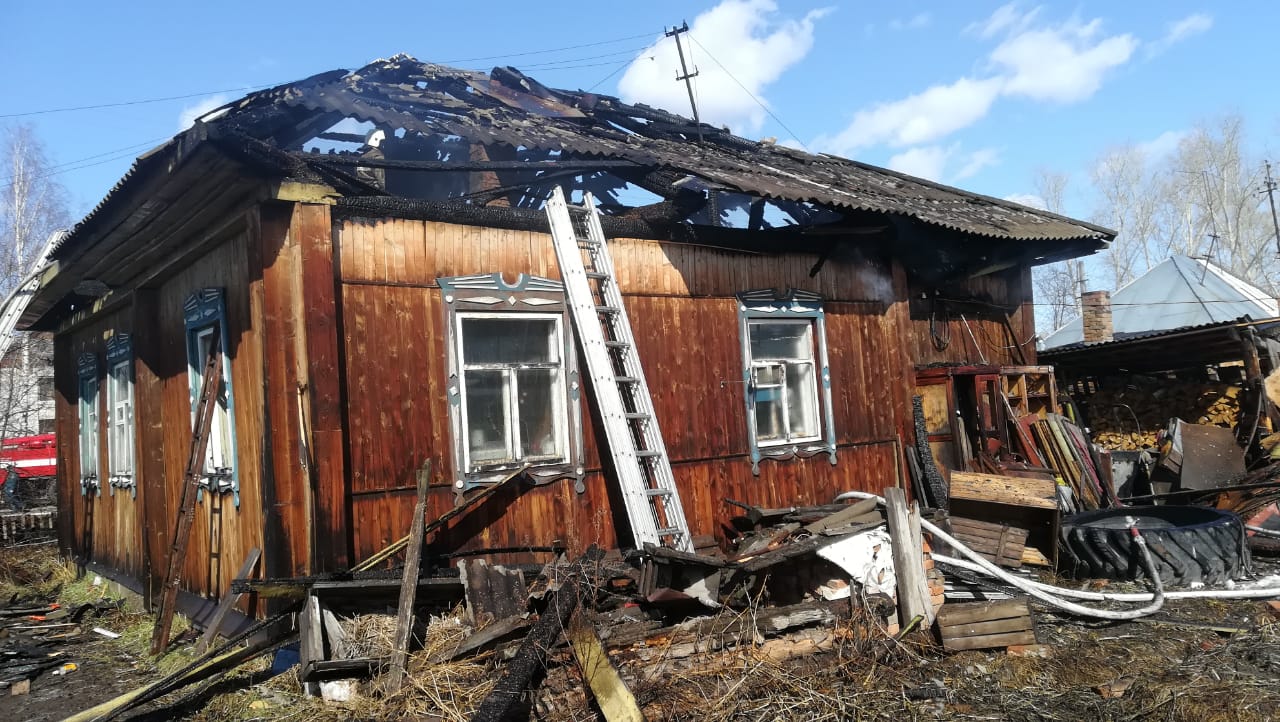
[336,218,923,561]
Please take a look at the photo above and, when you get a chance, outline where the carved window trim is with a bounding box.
[439,273,585,495]
[736,288,837,474]
[184,288,239,507]
[105,333,136,497]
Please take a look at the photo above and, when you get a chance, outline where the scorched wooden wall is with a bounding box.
[334,216,1022,562]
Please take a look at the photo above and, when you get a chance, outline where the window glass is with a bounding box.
[749,321,813,361]
[108,360,134,477]
[464,369,509,464]
[79,376,99,479]
[517,368,560,458]
[459,315,566,472]
[463,318,557,365]
[786,362,819,439]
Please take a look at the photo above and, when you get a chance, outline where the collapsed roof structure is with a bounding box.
[25,54,1111,329]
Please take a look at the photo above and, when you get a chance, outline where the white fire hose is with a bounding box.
[836,491,1280,616]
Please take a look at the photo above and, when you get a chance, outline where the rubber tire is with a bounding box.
[1059,506,1251,586]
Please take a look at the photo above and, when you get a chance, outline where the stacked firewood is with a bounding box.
[1088,382,1240,451]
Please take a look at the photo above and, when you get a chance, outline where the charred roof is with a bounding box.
[57,55,1112,260]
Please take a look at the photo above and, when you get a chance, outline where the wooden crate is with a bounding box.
[946,516,1028,568]
[937,598,1036,652]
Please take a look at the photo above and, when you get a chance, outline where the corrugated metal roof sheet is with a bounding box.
[1041,256,1279,349]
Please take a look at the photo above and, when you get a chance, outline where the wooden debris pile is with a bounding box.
[0,596,123,697]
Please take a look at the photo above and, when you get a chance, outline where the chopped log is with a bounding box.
[387,460,432,695]
[567,613,643,722]
[937,597,1036,652]
[802,497,879,535]
[470,547,605,722]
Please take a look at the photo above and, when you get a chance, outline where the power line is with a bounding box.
[437,32,656,64]
[1,32,660,120]
[0,137,169,190]
[586,59,636,92]
[0,87,269,119]
[686,33,807,150]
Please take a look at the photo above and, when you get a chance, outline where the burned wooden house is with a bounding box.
[20,55,1113,615]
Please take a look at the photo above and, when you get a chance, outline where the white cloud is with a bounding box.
[888,145,954,181]
[886,144,1000,183]
[955,147,1000,180]
[991,18,1136,103]
[815,77,1002,154]
[1147,13,1213,57]
[1004,192,1049,210]
[889,13,931,31]
[1137,129,1187,159]
[815,6,1134,156]
[617,0,830,135]
[965,2,1039,39]
[178,93,231,130]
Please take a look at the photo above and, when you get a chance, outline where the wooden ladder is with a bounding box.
[544,187,692,552]
[150,333,224,654]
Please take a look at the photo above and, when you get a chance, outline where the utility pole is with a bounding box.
[1263,160,1280,255]
[666,22,703,142]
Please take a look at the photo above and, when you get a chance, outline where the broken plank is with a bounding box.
[387,460,431,695]
[471,547,605,722]
[567,613,643,722]
[885,487,931,625]
[195,547,261,654]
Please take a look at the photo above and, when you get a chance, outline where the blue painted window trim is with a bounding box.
[736,289,838,475]
[183,288,239,507]
[438,273,585,495]
[105,333,136,498]
[77,352,100,496]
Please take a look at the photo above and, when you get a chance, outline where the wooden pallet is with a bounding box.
[946,515,1028,568]
[937,597,1036,651]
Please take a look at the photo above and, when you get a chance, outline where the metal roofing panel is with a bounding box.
[1041,255,1279,349]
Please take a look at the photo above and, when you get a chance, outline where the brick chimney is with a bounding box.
[1081,290,1113,344]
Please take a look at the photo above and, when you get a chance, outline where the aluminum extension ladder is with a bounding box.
[545,187,693,552]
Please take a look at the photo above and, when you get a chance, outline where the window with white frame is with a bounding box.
[106,334,135,495]
[736,289,837,474]
[77,353,100,495]
[184,288,239,506]
[439,273,585,493]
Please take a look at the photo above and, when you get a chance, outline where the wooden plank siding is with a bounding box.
[55,224,271,607]
[336,217,921,562]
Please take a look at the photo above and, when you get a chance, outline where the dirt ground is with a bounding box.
[5,544,1280,721]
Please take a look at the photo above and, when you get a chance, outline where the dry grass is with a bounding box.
[0,540,72,600]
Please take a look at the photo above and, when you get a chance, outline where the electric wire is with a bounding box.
[686,33,808,149]
[1,31,658,119]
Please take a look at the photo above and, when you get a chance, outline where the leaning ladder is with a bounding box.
[151,333,223,654]
[545,187,693,552]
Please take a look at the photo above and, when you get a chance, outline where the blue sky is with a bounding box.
[2,1,1275,225]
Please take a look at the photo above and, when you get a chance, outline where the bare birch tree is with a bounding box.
[1088,114,1277,294]
[0,124,70,439]
[1030,170,1087,330]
